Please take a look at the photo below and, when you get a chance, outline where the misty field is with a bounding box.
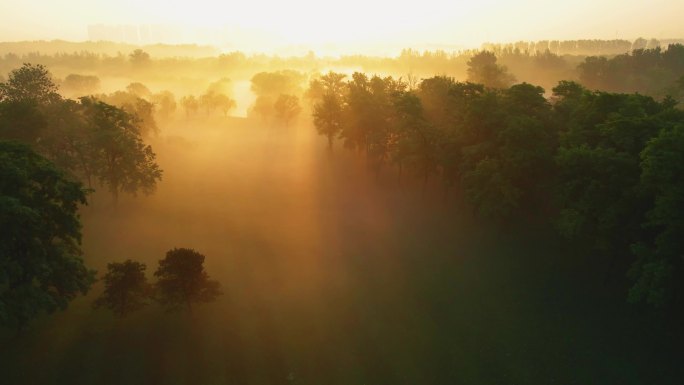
[1,117,680,385]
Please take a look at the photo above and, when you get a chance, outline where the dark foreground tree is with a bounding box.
[94,260,151,317]
[154,248,222,312]
[0,141,95,330]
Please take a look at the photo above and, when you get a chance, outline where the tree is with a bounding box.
[306,71,347,103]
[61,74,101,97]
[154,248,222,312]
[274,94,301,126]
[629,124,684,306]
[250,70,305,97]
[180,95,199,117]
[151,90,177,120]
[251,71,305,122]
[467,51,515,89]
[81,97,163,204]
[94,260,151,317]
[199,91,236,116]
[0,63,61,104]
[126,82,151,99]
[98,90,158,137]
[313,93,344,150]
[129,49,150,68]
[0,141,95,329]
[0,99,47,143]
[206,77,232,95]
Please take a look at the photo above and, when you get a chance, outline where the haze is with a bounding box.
[2,1,684,384]
[2,0,684,54]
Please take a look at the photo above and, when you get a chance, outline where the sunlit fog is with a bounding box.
[1,1,684,384]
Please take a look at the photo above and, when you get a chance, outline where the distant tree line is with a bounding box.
[481,38,672,56]
[1,40,682,101]
[579,44,684,99]
[309,64,684,308]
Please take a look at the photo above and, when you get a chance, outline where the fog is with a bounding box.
[2,36,684,385]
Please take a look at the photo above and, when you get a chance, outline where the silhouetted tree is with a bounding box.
[98,90,158,137]
[61,74,100,97]
[467,51,515,89]
[129,49,150,68]
[94,260,151,317]
[200,91,236,116]
[154,248,222,312]
[0,63,61,104]
[151,90,177,120]
[313,93,344,150]
[126,82,151,99]
[180,95,199,117]
[274,94,301,126]
[81,97,162,204]
[0,141,95,330]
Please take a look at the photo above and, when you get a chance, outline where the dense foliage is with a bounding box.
[154,248,222,312]
[0,141,94,329]
[310,73,684,307]
[94,260,151,317]
[0,63,163,202]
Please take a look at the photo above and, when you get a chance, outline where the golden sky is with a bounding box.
[1,0,683,54]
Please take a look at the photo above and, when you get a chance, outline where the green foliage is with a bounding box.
[94,260,151,317]
[154,248,222,312]
[308,70,684,307]
[0,141,95,329]
[0,99,47,143]
[80,97,163,203]
[628,124,684,306]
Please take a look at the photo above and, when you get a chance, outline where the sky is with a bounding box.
[1,0,683,54]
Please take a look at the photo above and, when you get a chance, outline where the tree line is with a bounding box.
[309,66,684,308]
[3,40,682,95]
[579,44,684,99]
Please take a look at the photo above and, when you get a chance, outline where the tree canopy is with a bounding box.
[154,248,222,312]
[0,63,61,104]
[94,260,151,317]
[0,141,94,329]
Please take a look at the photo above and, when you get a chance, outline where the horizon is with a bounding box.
[2,0,684,56]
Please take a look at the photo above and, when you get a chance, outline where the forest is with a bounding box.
[1,37,684,384]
